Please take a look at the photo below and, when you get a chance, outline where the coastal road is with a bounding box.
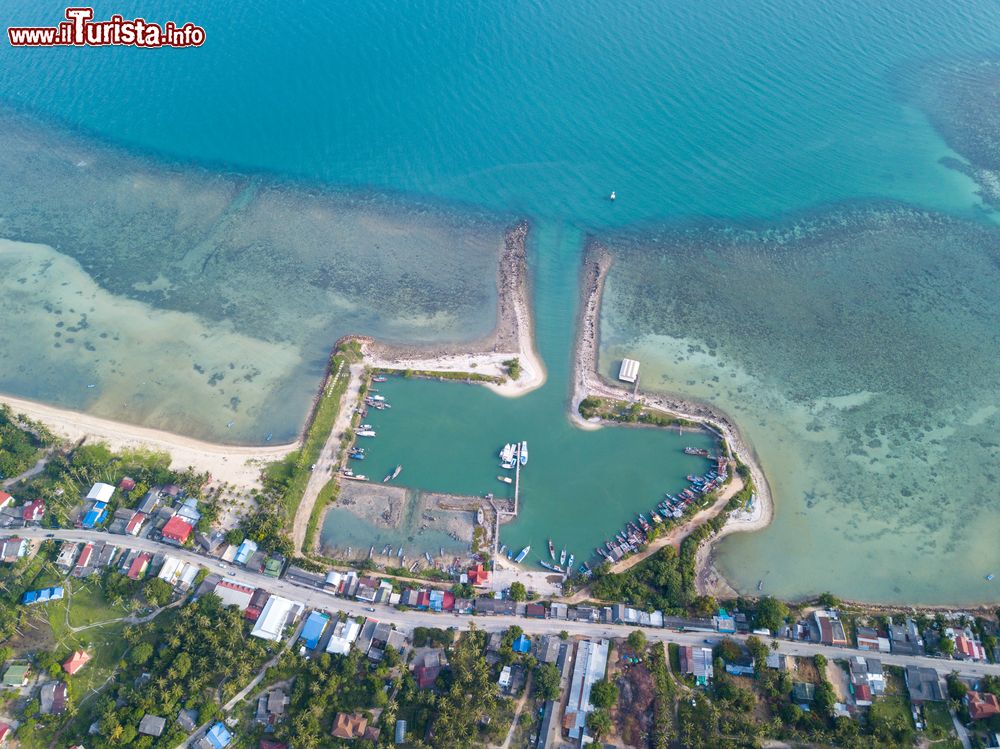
[18,528,1000,680]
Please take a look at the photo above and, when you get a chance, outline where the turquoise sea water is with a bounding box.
[3,0,1000,601]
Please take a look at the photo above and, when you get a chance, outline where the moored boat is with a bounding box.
[497,475,513,484]
[548,539,555,560]
[559,547,567,566]
[519,441,528,465]
[356,429,376,437]
[514,545,531,563]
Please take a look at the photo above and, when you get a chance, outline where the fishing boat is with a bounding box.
[987,574,995,582]
[382,544,391,554]
[499,544,508,556]
[440,547,445,557]
[684,447,710,456]
[397,547,404,558]
[372,375,388,383]
[596,547,608,558]
[500,443,514,463]
[609,190,616,201]
[506,549,513,560]
[548,539,556,560]
[356,429,376,437]
[559,547,567,566]
[349,452,365,460]
[368,545,374,559]
[497,475,513,484]
[539,559,561,572]
[383,465,403,483]
[264,432,273,442]
[371,394,386,402]
[514,545,531,563]
[359,424,373,430]
[425,552,433,564]
[519,441,529,465]
[344,474,369,481]
[757,580,764,591]
[567,553,575,570]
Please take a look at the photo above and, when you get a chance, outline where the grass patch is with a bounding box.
[578,396,698,429]
[922,701,958,742]
[65,580,128,629]
[303,479,339,551]
[380,367,504,385]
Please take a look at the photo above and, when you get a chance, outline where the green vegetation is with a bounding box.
[411,626,455,648]
[0,404,53,480]
[380,367,504,385]
[534,662,561,700]
[578,396,698,429]
[626,628,647,652]
[590,678,619,709]
[302,478,338,551]
[508,581,527,601]
[503,357,522,380]
[251,345,354,554]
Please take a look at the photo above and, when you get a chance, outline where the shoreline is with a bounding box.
[359,220,546,396]
[0,394,296,491]
[569,240,774,597]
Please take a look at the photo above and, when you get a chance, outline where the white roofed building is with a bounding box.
[250,595,303,642]
[618,358,640,384]
[86,483,116,504]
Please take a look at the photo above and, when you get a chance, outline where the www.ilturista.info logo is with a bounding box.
[8,7,205,48]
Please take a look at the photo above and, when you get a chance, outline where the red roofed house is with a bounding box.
[119,476,136,492]
[967,691,1000,721]
[954,634,987,662]
[127,552,152,580]
[331,712,367,740]
[852,682,872,707]
[63,650,91,675]
[73,544,94,576]
[22,499,45,523]
[0,722,10,744]
[259,741,286,749]
[467,564,490,586]
[245,588,270,622]
[125,512,147,537]
[161,516,193,545]
[0,492,13,510]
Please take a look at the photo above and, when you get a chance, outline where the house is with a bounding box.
[72,543,95,577]
[792,682,815,704]
[467,564,489,586]
[21,586,64,604]
[813,610,848,646]
[213,580,255,611]
[245,588,270,622]
[499,665,512,690]
[0,492,13,510]
[22,499,45,523]
[255,689,288,729]
[127,552,152,580]
[954,633,987,662]
[2,664,29,687]
[723,645,755,676]
[55,542,79,569]
[299,611,330,650]
[263,557,283,578]
[197,722,232,749]
[81,505,107,529]
[525,603,546,619]
[40,681,68,714]
[0,722,11,744]
[125,512,146,536]
[680,646,714,686]
[564,639,611,740]
[234,539,258,566]
[161,516,193,545]
[394,720,407,745]
[63,650,91,675]
[475,597,517,616]
[412,649,445,689]
[766,652,792,671]
[250,596,303,642]
[137,490,160,515]
[967,691,1000,721]
[512,634,532,654]
[177,708,199,732]
[849,656,885,700]
[331,712,367,740]
[86,482,115,504]
[888,617,924,656]
[856,626,880,651]
[326,619,361,656]
[618,357,640,383]
[905,666,943,703]
[138,715,167,737]
[0,537,27,562]
[119,476,136,492]
[714,608,736,634]
[537,635,561,664]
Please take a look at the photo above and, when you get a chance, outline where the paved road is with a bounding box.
[19,528,1000,680]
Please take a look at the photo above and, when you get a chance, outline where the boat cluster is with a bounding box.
[540,538,589,578]
[341,377,396,482]
[595,452,729,563]
[497,441,527,484]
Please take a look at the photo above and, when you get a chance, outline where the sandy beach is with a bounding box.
[569,241,774,596]
[0,394,296,490]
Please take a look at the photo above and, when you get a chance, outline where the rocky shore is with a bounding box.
[569,239,774,597]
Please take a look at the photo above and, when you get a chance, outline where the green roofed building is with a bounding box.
[3,664,29,687]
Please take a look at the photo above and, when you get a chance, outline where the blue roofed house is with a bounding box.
[512,634,531,654]
[22,586,64,605]
[197,722,232,749]
[299,611,330,650]
[81,506,107,529]
[235,540,258,566]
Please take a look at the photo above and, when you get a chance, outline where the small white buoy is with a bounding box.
[609,191,616,201]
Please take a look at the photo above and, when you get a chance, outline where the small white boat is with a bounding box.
[497,475,513,484]
[356,429,376,437]
[519,441,528,465]
[987,574,995,582]
[609,191,616,201]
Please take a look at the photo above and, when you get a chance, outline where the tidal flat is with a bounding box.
[599,204,1000,604]
[0,109,503,443]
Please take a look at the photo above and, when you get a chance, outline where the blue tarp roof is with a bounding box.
[512,634,531,653]
[82,508,105,528]
[205,722,232,749]
[299,611,330,649]
[22,586,63,605]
